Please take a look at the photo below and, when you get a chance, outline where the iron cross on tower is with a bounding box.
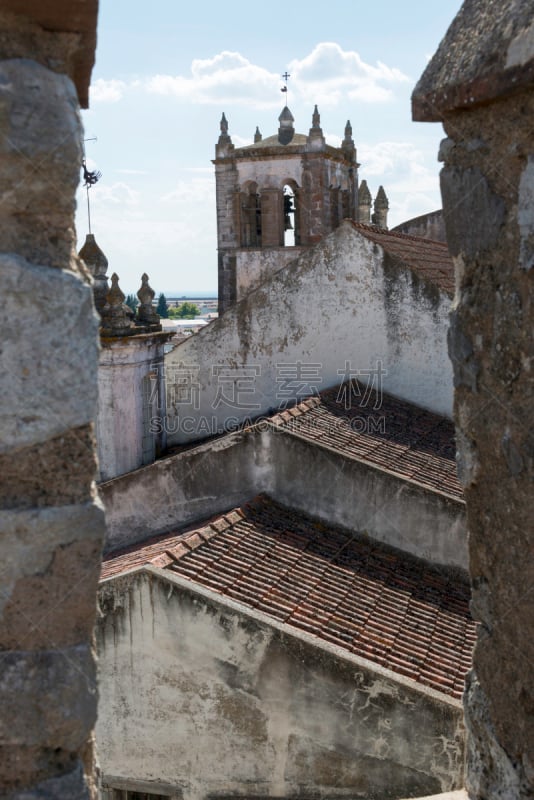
[281,71,291,100]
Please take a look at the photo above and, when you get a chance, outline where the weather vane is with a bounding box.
[281,71,290,101]
[81,137,102,234]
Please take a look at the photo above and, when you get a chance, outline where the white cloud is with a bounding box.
[90,78,127,103]
[161,176,215,205]
[360,141,431,180]
[144,44,408,109]
[147,51,279,107]
[90,181,141,206]
[289,43,409,106]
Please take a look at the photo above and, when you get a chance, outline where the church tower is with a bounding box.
[213,106,387,313]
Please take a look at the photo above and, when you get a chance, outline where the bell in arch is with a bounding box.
[284,191,294,231]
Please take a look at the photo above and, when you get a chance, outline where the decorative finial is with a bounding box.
[136,273,162,330]
[307,104,325,149]
[374,185,389,208]
[357,180,372,224]
[372,186,389,229]
[254,126,262,143]
[342,120,356,163]
[78,233,109,315]
[100,273,135,337]
[278,105,295,145]
[216,112,234,157]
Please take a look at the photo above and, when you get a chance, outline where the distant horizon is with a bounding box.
[165,292,218,298]
[123,290,218,299]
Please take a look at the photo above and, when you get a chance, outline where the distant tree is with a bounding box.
[125,294,139,312]
[178,301,200,319]
[156,292,169,318]
[168,301,200,319]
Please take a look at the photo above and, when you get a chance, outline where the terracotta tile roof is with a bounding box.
[269,382,463,501]
[351,222,455,295]
[102,496,475,700]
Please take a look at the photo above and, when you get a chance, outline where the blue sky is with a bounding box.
[77,1,462,295]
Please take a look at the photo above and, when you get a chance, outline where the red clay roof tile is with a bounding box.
[272,380,462,501]
[350,222,455,296]
[102,495,474,700]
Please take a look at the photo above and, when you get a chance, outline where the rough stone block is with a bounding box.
[0,59,82,266]
[0,501,105,649]
[440,166,505,258]
[0,253,99,452]
[0,644,97,751]
[0,425,97,509]
[4,760,90,800]
[464,670,529,799]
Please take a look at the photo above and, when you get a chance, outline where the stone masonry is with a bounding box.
[413,1,534,797]
[0,3,103,798]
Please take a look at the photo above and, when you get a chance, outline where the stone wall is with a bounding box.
[165,221,454,448]
[0,3,103,798]
[392,210,446,243]
[100,425,467,572]
[413,2,534,797]
[97,568,466,800]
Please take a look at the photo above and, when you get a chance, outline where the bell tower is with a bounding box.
[213,106,388,313]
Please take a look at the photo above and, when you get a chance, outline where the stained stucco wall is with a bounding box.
[235,246,305,299]
[97,333,168,481]
[100,429,274,553]
[165,222,453,450]
[100,426,467,572]
[97,568,466,800]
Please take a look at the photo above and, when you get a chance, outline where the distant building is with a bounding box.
[214,106,389,312]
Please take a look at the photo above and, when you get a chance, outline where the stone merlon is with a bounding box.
[1,0,99,107]
[412,0,534,120]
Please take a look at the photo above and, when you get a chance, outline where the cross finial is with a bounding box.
[281,70,291,98]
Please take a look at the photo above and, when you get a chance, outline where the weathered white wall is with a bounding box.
[236,246,305,299]
[97,569,465,800]
[236,152,304,187]
[97,333,168,481]
[100,426,467,572]
[165,222,453,448]
[235,149,350,191]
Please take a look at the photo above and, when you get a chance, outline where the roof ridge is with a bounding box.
[351,220,450,247]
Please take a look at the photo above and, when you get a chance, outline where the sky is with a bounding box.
[76,0,463,296]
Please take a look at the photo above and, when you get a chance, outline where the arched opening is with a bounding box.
[283,184,297,246]
[240,182,261,247]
